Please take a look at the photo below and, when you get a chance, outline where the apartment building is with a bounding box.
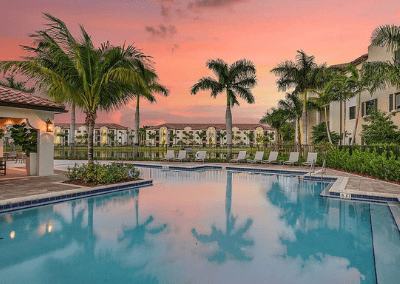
[54,123,132,146]
[145,123,275,146]
[306,45,400,145]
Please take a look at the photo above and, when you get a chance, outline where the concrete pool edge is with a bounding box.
[0,179,153,214]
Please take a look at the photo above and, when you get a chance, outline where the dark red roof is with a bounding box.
[330,54,368,69]
[55,123,129,130]
[0,85,67,113]
[147,123,273,131]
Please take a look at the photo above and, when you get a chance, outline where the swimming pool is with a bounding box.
[1,168,399,283]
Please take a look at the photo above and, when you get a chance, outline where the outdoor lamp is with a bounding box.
[46,119,53,132]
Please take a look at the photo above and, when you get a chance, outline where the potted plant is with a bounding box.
[10,123,38,175]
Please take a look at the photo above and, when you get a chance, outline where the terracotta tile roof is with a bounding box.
[0,85,67,113]
[55,123,129,130]
[330,54,368,69]
[147,123,273,131]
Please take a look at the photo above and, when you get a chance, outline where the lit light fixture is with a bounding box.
[46,119,53,132]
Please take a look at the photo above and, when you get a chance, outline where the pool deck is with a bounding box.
[1,160,400,204]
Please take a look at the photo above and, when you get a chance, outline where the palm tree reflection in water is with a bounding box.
[191,171,254,263]
[119,189,167,248]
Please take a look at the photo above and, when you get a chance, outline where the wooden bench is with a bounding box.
[0,158,6,175]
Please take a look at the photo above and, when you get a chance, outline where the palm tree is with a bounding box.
[132,61,169,156]
[216,131,226,146]
[278,92,302,144]
[260,108,287,145]
[148,132,157,146]
[244,131,255,146]
[271,50,326,144]
[139,126,148,146]
[191,59,257,158]
[196,130,206,146]
[0,14,149,164]
[308,82,337,144]
[0,73,35,93]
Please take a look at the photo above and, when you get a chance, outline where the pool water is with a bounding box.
[1,169,399,284]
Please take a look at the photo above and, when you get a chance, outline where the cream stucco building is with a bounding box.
[145,123,275,146]
[54,123,132,146]
[307,45,399,145]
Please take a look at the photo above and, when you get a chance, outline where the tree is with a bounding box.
[308,82,336,144]
[278,92,302,144]
[0,14,149,164]
[132,61,169,156]
[271,50,326,144]
[260,108,287,144]
[148,133,157,146]
[196,130,206,146]
[139,126,148,146]
[233,135,241,146]
[107,132,116,146]
[244,131,255,145]
[191,59,257,157]
[216,131,226,146]
[56,130,69,146]
[360,109,400,144]
[311,122,342,145]
[169,133,177,145]
[281,122,295,143]
[0,73,35,93]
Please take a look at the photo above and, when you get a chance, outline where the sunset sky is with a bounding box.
[1,0,399,127]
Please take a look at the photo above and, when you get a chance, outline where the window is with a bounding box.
[395,50,400,63]
[389,94,394,112]
[362,99,377,116]
[396,93,400,110]
[349,106,356,120]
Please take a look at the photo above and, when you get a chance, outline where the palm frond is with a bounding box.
[371,25,400,52]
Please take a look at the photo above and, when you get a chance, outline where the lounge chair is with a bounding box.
[16,152,26,163]
[283,152,300,166]
[247,151,264,164]
[195,150,207,162]
[161,150,175,161]
[302,152,318,166]
[261,151,279,164]
[230,151,247,163]
[174,150,187,162]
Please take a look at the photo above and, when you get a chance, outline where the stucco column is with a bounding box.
[37,129,55,176]
[316,111,320,125]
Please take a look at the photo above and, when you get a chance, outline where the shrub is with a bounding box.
[65,163,140,185]
[325,147,400,182]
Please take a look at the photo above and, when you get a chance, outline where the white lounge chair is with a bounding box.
[230,151,247,163]
[174,150,187,162]
[161,150,175,161]
[247,151,264,164]
[302,152,318,166]
[261,151,279,164]
[283,152,299,166]
[195,150,207,162]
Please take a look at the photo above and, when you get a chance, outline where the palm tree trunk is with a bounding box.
[86,111,95,164]
[302,91,307,145]
[70,103,75,156]
[324,106,333,144]
[339,100,343,145]
[134,96,140,158]
[343,100,347,145]
[351,92,361,145]
[226,94,233,159]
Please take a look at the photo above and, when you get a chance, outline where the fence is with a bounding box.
[53,144,327,160]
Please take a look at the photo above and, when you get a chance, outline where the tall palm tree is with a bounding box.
[0,14,149,164]
[132,60,169,156]
[278,92,302,144]
[308,82,336,144]
[271,50,326,144]
[191,59,257,158]
[260,108,287,145]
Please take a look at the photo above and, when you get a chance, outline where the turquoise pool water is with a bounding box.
[1,169,399,283]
